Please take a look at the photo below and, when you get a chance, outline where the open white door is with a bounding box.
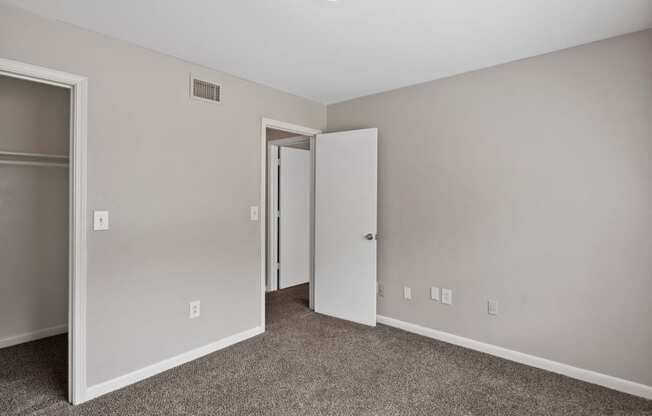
[314,128,377,326]
[279,147,311,288]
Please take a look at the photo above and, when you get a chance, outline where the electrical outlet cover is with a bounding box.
[189,300,201,319]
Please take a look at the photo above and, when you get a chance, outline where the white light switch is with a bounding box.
[250,206,259,221]
[93,210,109,231]
[404,286,412,300]
[430,287,440,302]
[488,300,498,316]
[442,288,453,305]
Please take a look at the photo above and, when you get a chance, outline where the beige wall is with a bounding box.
[2,0,650,393]
[0,4,326,386]
[0,75,70,343]
[327,29,652,387]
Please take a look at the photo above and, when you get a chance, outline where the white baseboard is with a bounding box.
[377,315,652,400]
[0,324,68,349]
[85,325,264,402]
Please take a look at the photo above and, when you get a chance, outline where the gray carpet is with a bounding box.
[1,284,651,415]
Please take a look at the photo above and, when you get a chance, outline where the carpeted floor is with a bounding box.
[1,283,651,415]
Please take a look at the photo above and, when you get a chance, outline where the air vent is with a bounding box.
[190,75,221,103]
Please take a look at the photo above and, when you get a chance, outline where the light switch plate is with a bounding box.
[250,206,259,221]
[430,287,440,302]
[93,210,109,231]
[442,288,453,305]
[488,299,498,316]
[403,286,412,300]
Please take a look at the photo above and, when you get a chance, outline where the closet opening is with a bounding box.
[0,63,85,405]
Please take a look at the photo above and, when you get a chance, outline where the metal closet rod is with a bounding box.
[0,149,69,168]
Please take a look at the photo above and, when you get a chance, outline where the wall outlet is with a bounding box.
[430,287,440,302]
[441,288,453,305]
[189,300,200,319]
[488,299,498,316]
[377,282,384,298]
[403,286,412,300]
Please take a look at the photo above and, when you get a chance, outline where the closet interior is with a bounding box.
[0,74,70,396]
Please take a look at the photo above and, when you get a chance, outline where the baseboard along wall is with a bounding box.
[84,326,264,402]
[0,324,68,349]
[376,315,652,401]
[7,319,648,402]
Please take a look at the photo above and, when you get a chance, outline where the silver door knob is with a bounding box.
[365,233,375,240]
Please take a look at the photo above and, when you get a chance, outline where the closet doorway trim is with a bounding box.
[0,58,88,405]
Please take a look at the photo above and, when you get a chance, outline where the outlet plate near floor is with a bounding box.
[189,300,201,319]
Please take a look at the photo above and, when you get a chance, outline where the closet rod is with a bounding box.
[0,150,69,168]
[0,150,69,159]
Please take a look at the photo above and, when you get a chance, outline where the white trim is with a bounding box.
[308,136,316,310]
[0,325,68,349]
[0,58,89,405]
[377,315,652,400]
[260,118,321,327]
[267,144,279,292]
[85,326,264,401]
[267,135,316,294]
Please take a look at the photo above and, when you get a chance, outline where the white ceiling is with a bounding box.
[3,0,652,104]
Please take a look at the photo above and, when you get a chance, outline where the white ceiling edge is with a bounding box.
[2,0,651,105]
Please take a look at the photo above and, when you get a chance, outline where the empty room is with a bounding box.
[0,1,651,415]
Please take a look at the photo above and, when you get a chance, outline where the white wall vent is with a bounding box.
[190,75,221,104]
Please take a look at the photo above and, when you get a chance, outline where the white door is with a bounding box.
[279,147,311,289]
[314,128,377,326]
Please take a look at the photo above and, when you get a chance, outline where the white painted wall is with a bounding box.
[327,30,652,388]
[0,3,326,389]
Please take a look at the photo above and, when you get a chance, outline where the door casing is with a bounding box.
[260,118,321,328]
[0,58,88,405]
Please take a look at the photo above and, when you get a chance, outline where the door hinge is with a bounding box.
[276,262,280,270]
[275,209,280,218]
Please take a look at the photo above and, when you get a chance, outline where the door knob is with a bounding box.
[365,233,375,240]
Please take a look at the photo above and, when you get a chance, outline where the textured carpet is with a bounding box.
[1,284,651,415]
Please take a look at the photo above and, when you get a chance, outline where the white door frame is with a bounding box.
[267,135,312,292]
[260,118,321,328]
[0,58,88,405]
[277,145,311,290]
[267,143,280,292]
